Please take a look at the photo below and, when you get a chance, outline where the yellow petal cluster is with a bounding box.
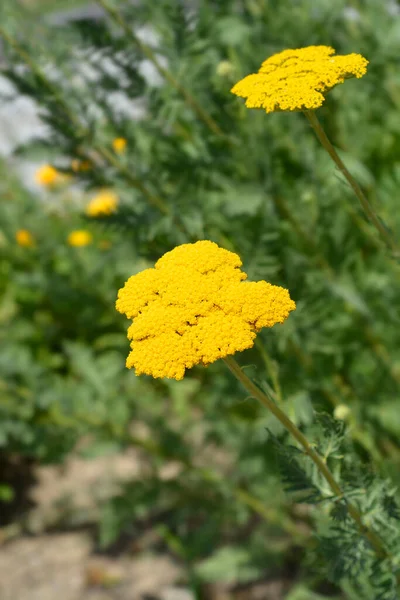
[67,230,93,247]
[116,240,296,380]
[112,137,127,154]
[16,229,35,247]
[86,190,118,217]
[231,45,368,113]
[35,164,67,187]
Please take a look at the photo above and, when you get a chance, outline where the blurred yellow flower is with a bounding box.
[86,190,118,217]
[231,45,368,113]
[35,164,67,186]
[67,230,93,247]
[16,229,35,247]
[112,137,127,154]
[116,240,295,380]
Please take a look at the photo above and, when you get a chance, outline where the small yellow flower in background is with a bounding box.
[86,190,118,217]
[116,240,295,380]
[71,158,92,172]
[16,229,35,247]
[35,164,67,187]
[112,137,127,154]
[231,45,368,113]
[67,230,93,247]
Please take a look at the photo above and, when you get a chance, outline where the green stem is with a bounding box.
[233,487,306,543]
[96,0,226,139]
[223,355,391,562]
[303,110,399,257]
[255,339,283,404]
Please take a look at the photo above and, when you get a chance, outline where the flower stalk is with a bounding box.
[223,354,392,562]
[303,110,399,257]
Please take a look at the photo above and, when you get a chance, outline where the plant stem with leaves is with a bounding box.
[304,110,399,257]
[223,354,393,564]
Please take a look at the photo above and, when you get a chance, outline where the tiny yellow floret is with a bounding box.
[16,229,35,247]
[86,190,119,217]
[35,164,66,187]
[116,241,296,380]
[231,45,368,113]
[67,230,93,247]
[112,138,127,154]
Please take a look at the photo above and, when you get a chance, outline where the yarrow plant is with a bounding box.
[116,240,393,570]
[116,240,295,380]
[232,45,399,256]
[2,3,400,594]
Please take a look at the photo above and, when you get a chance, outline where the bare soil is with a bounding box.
[0,449,293,600]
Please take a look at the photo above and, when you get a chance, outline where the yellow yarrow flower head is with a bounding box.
[86,190,119,217]
[112,137,127,154]
[116,240,296,381]
[67,230,93,247]
[16,229,35,247]
[35,164,67,187]
[231,45,368,113]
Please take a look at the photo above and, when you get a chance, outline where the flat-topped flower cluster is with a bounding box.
[116,241,295,380]
[231,45,368,113]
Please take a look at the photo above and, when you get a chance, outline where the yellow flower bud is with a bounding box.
[334,404,351,421]
[216,60,234,77]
